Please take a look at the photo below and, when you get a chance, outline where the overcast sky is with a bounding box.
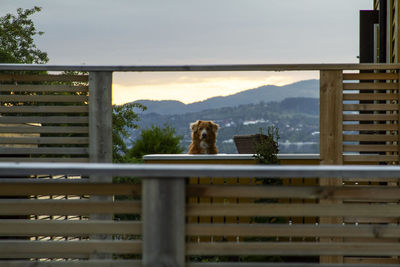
[3,0,372,104]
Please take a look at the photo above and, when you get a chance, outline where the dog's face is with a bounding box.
[190,120,219,142]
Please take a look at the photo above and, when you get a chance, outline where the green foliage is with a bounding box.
[253,126,280,164]
[113,103,146,163]
[252,126,284,223]
[114,123,183,228]
[128,124,183,160]
[0,6,48,64]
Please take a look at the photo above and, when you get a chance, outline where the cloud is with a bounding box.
[3,0,371,65]
[3,0,369,104]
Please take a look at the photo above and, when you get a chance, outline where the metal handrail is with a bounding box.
[0,162,399,179]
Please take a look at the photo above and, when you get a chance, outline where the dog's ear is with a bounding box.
[211,121,219,132]
[190,121,199,132]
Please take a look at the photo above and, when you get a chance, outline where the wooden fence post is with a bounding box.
[320,70,343,166]
[319,70,343,264]
[88,71,113,259]
[89,71,113,166]
[142,178,185,267]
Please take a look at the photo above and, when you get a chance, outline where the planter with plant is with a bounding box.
[241,126,285,263]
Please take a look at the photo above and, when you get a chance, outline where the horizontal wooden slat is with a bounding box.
[0,126,88,133]
[344,217,399,224]
[187,223,400,238]
[343,177,399,183]
[344,258,399,265]
[1,183,399,200]
[343,134,399,142]
[343,83,398,90]
[0,137,89,144]
[187,203,400,217]
[0,220,141,236]
[343,155,399,162]
[0,84,88,92]
[187,185,400,200]
[0,240,140,258]
[343,114,399,121]
[0,157,89,162]
[343,104,398,111]
[343,145,398,152]
[343,73,399,80]
[0,147,88,155]
[0,200,141,215]
[1,63,400,71]
[343,93,398,100]
[0,116,88,124]
[0,74,89,83]
[342,237,399,243]
[343,124,398,131]
[0,262,396,267]
[188,263,400,267]
[187,242,400,256]
[0,95,88,102]
[0,183,141,196]
[0,106,88,113]
[0,260,141,267]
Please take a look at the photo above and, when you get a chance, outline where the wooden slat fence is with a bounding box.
[0,180,141,264]
[341,71,400,164]
[320,68,400,264]
[0,73,89,163]
[0,71,114,264]
[2,64,400,266]
[0,163,398,266]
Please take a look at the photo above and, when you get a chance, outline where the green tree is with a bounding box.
[113,103,146,163]
[0,6,48,64]
[128,124,183,161]
[0,7,146,163]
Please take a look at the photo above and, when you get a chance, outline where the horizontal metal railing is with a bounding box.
[0,162,399,179]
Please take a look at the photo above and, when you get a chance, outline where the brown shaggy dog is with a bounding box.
[188,120,219,154]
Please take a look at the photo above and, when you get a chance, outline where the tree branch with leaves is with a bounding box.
[0,6,48,64]
[113,102,146,162]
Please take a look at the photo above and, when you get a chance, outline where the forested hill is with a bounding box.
[130,97,320,154]
[134,79,318,115]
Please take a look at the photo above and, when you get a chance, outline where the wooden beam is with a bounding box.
[320,70,343,165]
[142,178,185,267]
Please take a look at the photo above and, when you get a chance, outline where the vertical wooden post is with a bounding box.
[319,70,343,264]
[320,70,343,166]
[142,178,185,267]
[88,71,113,259]
[89,71,113,166]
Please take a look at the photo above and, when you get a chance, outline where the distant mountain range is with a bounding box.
[128,79,320,154]
[133,79,319,115]
[130,97,320,154]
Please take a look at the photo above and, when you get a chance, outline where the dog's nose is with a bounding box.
[201,132,207,139]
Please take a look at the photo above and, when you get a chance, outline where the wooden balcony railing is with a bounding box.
[1,63,400,165]
[0,163,398,266]
[1,63,400,266]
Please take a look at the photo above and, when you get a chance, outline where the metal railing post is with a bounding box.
[142,177,185,267]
